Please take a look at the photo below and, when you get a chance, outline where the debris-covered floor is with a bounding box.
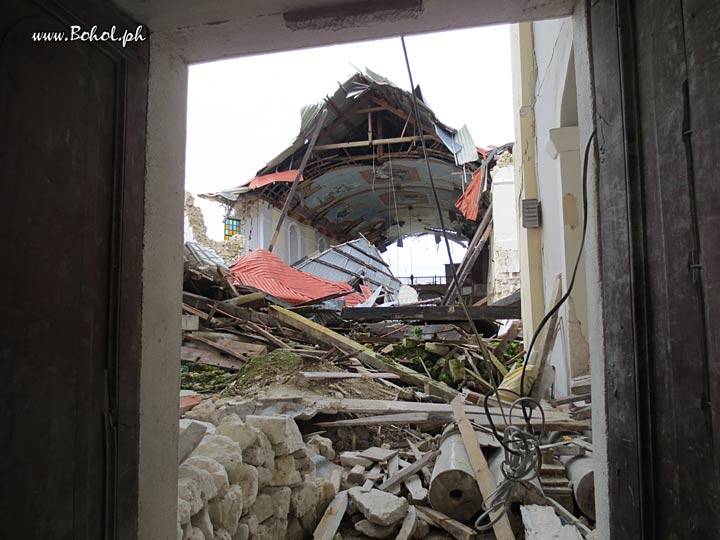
[177,278,595,540]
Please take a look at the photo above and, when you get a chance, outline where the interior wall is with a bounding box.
[233,197,334,264]
[140,34,188,540]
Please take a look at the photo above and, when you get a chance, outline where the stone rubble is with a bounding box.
[177,399,336,540]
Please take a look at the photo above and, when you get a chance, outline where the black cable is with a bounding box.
[519,128,598,399]
[400,36,508,424]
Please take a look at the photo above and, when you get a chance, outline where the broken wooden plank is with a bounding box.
[313,490,348,540]
[358,447,399,463]
[269,305,458,401]
[451,395,515,540]
[185,334,249,363]
[293,398,590,431]
[529,275,563,399]
[222,291,266,308]
[395,505,418,540]
[299,371,400,380]
[377,449,439,491]
[340,304,520,322]
[407,440,432,484]
[402,474,428,503]
[416,506,477,540]
[180,345,244,371]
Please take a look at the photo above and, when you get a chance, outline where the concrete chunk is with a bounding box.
[349,487,409,526]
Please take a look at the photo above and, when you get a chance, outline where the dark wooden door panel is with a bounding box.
[0,1,148,539]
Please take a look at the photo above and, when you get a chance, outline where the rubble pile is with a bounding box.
[177,262,595,539]
[177,400,338,540]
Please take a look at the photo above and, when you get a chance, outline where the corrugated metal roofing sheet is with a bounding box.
[229,249,366,306]
[293,237,401,298]
[454,167,484,221]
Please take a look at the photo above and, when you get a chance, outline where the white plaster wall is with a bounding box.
[531,17,575,396]
[233,198,333,264]
[488,162,521,302]
[140,34,187,540]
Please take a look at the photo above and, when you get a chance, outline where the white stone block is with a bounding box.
[246,415,304,456]
[290,481,319,518]
[242,430,274,468]
[178,477,203,516]
[216,415,258,450]
[349,487,408,526]
[271,455,301,487]
[234,464,258,510]
[184,455,230,498]
[208,484,244,536]
[262,486,291,519]
[192,434,244,484]
[179,463,218,502]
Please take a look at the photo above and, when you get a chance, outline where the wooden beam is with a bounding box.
[340,304,520,321]
[451,396,515,540]
[269,305,459,401]
[313,490,348,540]
[416,507,478,540]
[377,449,439,491]
[314,134,434,151]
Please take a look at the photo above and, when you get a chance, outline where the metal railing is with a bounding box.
[397,275,447,286]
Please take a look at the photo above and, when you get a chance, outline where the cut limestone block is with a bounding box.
[184,455,230,497]
[299,504,321,535]
[233,522,249,540]
[256,466,272,489]
[358,447,399,463]
[307,434,336,461]
[317,479,337,509]
[216,415,259,450]
[234,464,258,509]
[185,400,219,425]
[271,455,302,487]
[249,492,274,524]
[208,484,244,536]
[179,464,218,502]
[179,421,208,464]
[191,507,213,540]
[192,435,244,484]
[355,518,400,539]
[239,513,258,535]
[290,480,319,518]
[262,486,292,519]
[349,487,409,527]
[246,415,304,456]
[216,399,255,422]
[178,477,203,516]
[242,430,275,468]
[177,498,192,526]
[254,517,288,540]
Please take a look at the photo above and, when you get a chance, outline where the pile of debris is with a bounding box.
[177,275,595,540]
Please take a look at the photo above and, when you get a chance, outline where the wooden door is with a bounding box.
[0,1,148,538]
[592,0,720,536]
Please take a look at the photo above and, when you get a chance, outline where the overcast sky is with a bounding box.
[185,24,513,276]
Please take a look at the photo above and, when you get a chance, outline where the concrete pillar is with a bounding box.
[547,126,591,381]
[511,22,546,348]
[139,34,188,540]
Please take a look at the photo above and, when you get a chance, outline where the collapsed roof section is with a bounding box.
[293,235,401,300]
[202,69,490,249]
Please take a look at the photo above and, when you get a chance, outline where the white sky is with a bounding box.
[185,24,513,277]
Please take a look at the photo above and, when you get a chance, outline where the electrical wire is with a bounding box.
[518,127,597,400]
[400,36,508,425]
